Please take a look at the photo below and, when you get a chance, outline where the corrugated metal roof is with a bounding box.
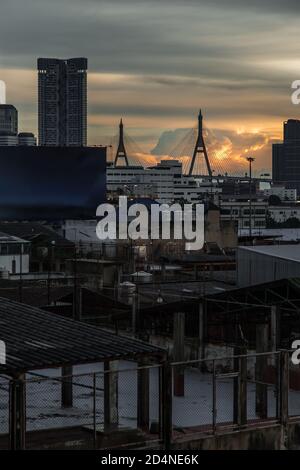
[0,297,165,375]
[239,244,300,263]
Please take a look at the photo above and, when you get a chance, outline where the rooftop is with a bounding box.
[0,223,74,247]
[0,297,165,376]
[0,231,29,244]
[239,244,300,263]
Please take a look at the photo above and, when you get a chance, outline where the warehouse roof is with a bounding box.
[239,244,300,263]
[0,297,165,376]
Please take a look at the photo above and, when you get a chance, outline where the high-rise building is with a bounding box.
[0,105,18,135]
[0,131,37,147]
[18,132,37,146]
[38,57,87,146]
[0,132,18,146]
[0,98,36,147]
[273,119,300,194]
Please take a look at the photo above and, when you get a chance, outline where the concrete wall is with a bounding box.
[173,421,300,450]
[205,209,237,250]
[172,424,284,450]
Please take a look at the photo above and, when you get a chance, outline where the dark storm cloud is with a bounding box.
[47,0,300,14]
[154,0,300,13]
[0,0,299,173]
[0,0,298,74]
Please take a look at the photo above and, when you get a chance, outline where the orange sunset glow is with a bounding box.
[1,1,300,175]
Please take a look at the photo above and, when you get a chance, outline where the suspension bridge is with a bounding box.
[107,111,270,181]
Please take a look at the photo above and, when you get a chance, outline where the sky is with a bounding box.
[1,0,300,174]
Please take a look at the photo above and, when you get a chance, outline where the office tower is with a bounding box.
[0,132,18,146]
[38,58,87,146]
[0,105,18,135]
[283,119,300,141]
[18,132,37,146]
[273,119,300,194]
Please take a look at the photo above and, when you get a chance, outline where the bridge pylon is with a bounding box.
[189,110,212,177]
[114,119,129,167]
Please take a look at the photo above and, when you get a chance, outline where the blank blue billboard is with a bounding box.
[0,146,106,220]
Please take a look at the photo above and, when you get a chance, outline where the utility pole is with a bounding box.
[47,240,55,305]
[247,157,255,244]
[19,243,23,303]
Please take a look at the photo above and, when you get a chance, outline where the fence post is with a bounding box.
[238,350,247,426]
[271,306,280,355]
[159,365,163,440]
[198,302,205,362]
[255,323,268,419]
[233,347,239,423]
[280,350,289,426]
[104,360,119,431]
[173,312,185,397]
[9,375,26,450]
[61,366,73,408]
[93,373,97,449]
[162,361,172,450]
[137,359,150,432]
[212,360,217,433]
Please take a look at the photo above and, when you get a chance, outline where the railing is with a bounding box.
[0,350,300,449]
[171,351,282,434]
[23,363,162,450]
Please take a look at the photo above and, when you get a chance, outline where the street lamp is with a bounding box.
[247,157,255,243]
[210,170,215,199]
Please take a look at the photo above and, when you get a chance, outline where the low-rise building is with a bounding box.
[0,232,30,274]
[107,160,220,204]
[268,204,300,224]
[220,196,267,232]
[263,186,297,202]
[107,161,181,203]
[0,222,74,272]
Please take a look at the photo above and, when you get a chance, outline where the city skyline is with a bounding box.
[1,0,300,173]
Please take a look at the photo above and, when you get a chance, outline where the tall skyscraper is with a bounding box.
[0,105,18,135]
[38,58,87,146]
[273,119,300,194]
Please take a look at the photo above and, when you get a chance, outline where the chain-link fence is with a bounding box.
[246,352,280,422]
[22,362,162,449]
[288,352,300,418]
[2,351,300,449]
[0,376,10,449]
[25,371,98,449]
[170,351,290,437]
